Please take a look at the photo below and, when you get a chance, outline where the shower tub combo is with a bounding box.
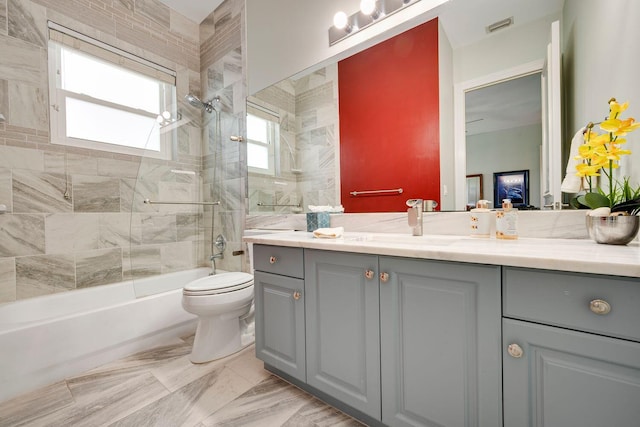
[0,268,211,403]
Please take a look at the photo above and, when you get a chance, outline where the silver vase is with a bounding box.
[586,215,640,245]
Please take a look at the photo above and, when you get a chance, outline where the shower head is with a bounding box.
[185,94,220,113]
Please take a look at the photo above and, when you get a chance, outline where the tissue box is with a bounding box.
[306,212,330,232]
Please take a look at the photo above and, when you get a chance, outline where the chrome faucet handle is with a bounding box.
[406,198,423,208]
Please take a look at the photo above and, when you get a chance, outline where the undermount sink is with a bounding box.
[343,233,459,246]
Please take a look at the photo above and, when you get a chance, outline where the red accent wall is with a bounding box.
[339,18,440,212]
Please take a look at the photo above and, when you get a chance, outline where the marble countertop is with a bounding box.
[244,231,640,278]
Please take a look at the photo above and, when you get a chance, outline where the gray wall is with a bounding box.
[466,124,542,208]
[563,0,640,188]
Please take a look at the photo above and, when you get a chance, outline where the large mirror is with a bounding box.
[247,0,632,214]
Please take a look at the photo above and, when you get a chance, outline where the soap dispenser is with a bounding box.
[470,200,491,237]
[496,198,518,240]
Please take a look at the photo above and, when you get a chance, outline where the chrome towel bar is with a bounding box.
[349,188,403,196]
[257,202,301,207]
[143,199,220,206]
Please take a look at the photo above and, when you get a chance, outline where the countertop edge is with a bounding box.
[244,232,640,278]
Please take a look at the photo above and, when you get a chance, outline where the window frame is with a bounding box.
[47,23,176,160]
[247,112,279,175]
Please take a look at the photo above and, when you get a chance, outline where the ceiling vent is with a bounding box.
[486,17,513,33]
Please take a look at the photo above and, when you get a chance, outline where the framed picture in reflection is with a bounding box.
[493,170,529,208]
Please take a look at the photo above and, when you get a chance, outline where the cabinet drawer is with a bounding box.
[503,267,640,343]
[253,245,304,278]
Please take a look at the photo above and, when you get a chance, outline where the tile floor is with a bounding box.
[0,335,364,427]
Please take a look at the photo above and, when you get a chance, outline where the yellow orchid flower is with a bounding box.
[575,98,640,209]
[608,99,629,118]
[604,145,632,162]
[575,163,601,177]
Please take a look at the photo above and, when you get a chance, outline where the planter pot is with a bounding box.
[586,215,640,245]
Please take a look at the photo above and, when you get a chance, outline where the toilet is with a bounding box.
[181,271,254,363]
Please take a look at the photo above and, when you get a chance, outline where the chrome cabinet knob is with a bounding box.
[507,343,524,358]
[380,272,390,283]
[293,291,301,300]
[269,256,277,264]
[365,269,374,280]
[590,299,611,315]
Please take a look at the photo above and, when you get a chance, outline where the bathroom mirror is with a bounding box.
[249,0,638,214]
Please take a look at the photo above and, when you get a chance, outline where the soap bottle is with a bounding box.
[470,200,491,237]
[496,199,518,240]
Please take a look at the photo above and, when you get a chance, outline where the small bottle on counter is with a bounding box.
[470,200,492,237]
[496,199,518,240]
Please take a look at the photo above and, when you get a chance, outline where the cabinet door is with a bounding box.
[254,271,305,382]
[504,318,640,427]
[379,257,502,427]
[305,249,381,419]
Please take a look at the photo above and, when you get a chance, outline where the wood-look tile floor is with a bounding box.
[0,335,364,427]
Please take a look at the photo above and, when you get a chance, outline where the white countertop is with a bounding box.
[244,231,640,278]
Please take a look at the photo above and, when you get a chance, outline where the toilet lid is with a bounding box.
[183,272,254,296]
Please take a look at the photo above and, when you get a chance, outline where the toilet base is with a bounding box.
[190,316,247,363]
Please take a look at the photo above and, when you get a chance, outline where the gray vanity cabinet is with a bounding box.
[253,245,306,382]
[304,249,381,419]
[502,267,640,427]
[379,256,502,427]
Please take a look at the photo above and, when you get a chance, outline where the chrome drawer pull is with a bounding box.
[293,291,301,300]
[507,343,524,358]
[269,256,277,264]
[365,269,374,280]
[380,272,390,283]
[589,299,611,315]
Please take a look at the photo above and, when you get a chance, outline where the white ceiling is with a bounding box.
[465,73,542,136]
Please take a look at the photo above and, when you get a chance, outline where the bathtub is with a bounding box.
[0,267,211,403]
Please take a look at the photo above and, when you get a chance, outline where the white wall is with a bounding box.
[563,0,640,187]
[467,124,542,208]
[246,0,448,94]
[452,14,559,84]
[438,21,455,210]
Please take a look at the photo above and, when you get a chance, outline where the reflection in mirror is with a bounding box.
[247,65,340,214]
[464,73,542,210]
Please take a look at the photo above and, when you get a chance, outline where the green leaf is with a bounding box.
[583,192,610,209]
[569,197,585,209]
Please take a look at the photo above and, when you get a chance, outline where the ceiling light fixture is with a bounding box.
[329,0,450,46]
[360,0,381,19]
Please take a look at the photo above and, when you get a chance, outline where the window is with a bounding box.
[47,23,176,159]
[247,113,278,174]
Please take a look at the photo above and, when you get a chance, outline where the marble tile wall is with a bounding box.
[200,0,247,274]
[0,0,207,305]
[248,64,340,215]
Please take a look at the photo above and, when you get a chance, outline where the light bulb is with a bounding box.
[156,114,164,124]
[333,11,348,30]
[162,110,171,119]
[360,0,376,15]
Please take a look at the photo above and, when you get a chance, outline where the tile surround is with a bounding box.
[15,253,76,298]
[0,0,211,305]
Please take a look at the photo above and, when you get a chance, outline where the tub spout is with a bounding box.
[210,253,223,275]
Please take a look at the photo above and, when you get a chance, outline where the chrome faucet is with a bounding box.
[209,234,227,275]
[406,199,423,236]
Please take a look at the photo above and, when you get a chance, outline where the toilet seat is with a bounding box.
[183,272,254,296]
